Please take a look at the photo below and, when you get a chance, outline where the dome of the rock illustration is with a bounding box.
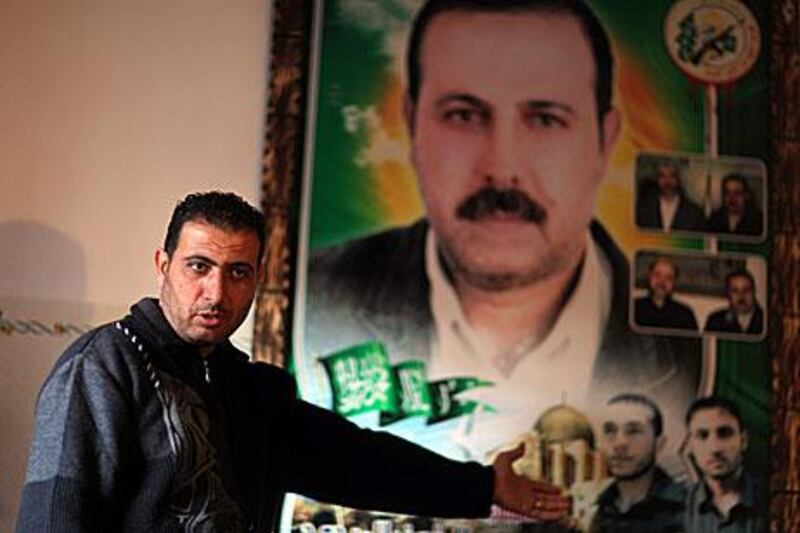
[534,404,595,448]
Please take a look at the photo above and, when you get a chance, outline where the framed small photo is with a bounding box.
[631,249,767,341]
[633,151,767,242]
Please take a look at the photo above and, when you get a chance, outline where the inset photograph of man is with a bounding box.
[704,269,764,336]
[707,173,764,237]
[631,250,767,341]
[633,152,766,242]
[684,397,766,532]
[591,394,685,532]
[635,157,705,233]
[634,255,699,332]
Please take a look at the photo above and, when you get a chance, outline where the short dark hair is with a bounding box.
[721,173,751,196]
[685,396,744,431]
[655,159,687,194]
[406,0,614,121]
[163,191,265,263]
[656,159,685,177]
[607,393,663,436]
[648,256,679,279]
[725,269,755,292]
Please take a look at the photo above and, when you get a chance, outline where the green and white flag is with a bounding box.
[379,360,432,425]
[320,341,398,417]
[428,377,495,424]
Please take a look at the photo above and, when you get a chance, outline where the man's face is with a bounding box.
[722,179,747,215]
[648,259,676,301]
[656,164,681,199]
[407,11,619,290]
[156,220,259,352]
[688,407,747,481]
[728,275,755,314]
[599,402,661,481]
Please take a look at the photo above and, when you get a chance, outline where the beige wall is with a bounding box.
[0,0,271,527]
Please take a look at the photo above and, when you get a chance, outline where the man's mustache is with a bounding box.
[456,186,547,224]
[195,303,226,314]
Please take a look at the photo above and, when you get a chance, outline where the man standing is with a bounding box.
[684,397,765,532]
[307,0,700,458]
[634,256,699,331]
[704,270,764,335]
[635,160,706,233]
[707,174,764,237]
[16,192,568,532]
[590,394,684,532]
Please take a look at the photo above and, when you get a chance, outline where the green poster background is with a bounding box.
[289,0,770,529]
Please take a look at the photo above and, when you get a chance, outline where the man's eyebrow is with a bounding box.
[434,93,488,109]
[184,254,216,265]
[521,100,576,116]
[229,261,256,271]
[185,255,255,271]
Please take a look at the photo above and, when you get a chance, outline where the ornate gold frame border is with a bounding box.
[256,1,800,530]
[769,2,800,530]
[253,0,313,366]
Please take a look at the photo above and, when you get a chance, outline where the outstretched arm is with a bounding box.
[284,399,569,522]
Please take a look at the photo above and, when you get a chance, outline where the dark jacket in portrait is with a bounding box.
[704,304,764,336]
[589,467,685,533]
[635,190,706,233]
[306,219,701,423]
[684,470,766,532]
[707,207,764,237]
[634,295,699,332]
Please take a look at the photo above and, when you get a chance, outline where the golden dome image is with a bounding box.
[534,404,595,448]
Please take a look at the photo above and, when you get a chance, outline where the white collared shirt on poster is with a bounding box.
[736,310,754,332]
[425,229,612,460]
[659,195,680,232]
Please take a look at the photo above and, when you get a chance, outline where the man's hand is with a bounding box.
[491,443,571,521]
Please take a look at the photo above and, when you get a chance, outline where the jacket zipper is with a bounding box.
[203,360,211,383]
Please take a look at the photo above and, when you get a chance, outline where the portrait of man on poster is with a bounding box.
[704,269,765,336]
[633,255,699,332]
[304,0,701,461]
[707,173,765,238]
[635,158,705,234]
[590,394,685,533]
[684,397,766,532]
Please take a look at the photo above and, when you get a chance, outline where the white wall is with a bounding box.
[0,0,271,527]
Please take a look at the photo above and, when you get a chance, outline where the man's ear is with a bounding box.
[154,248,169,291]
[655,433,666,455]
[600,107,621,162]
[257,258,266,285]
[403,93,416,137]
[741,429,748,452]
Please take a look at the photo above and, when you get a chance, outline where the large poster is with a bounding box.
[288,1,770,530]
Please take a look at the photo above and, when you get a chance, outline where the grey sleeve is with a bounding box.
[16,340,133,532]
